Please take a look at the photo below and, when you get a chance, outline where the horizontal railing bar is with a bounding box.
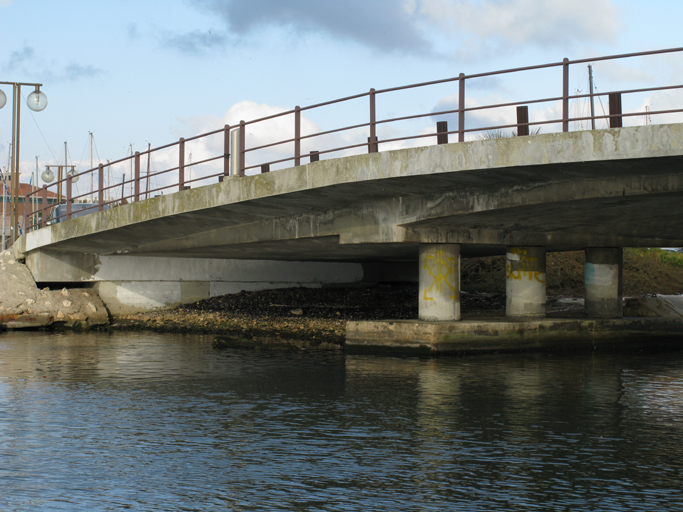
[569,47,683,66]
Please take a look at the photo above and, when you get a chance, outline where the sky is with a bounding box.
[1,0,682,193]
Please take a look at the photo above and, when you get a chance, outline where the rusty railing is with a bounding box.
[25,47,683,230]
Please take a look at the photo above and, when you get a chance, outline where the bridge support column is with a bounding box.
[506,246,546,318]
[585,248,623,318]
[419,244,461,321]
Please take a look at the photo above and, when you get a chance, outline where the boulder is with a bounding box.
[0,250,109,329]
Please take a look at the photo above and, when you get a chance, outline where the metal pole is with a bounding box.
[10,84,19,244]
[294,108,301,166]
[562,58,569,132]
[98,164,104,211]
[134,152,141,202]
[369,88,377,153]
[458,73,465,142]
[239,120,246,177]
[223,124,230,179]
[89,132,94,202]
[178,138,185,192]
[588,64,596,130]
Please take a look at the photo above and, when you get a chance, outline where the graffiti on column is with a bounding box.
[506,248,546,283]
[423,249,458,301]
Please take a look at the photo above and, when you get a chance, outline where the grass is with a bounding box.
[461,249,683,297]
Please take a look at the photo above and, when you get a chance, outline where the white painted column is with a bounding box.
[419,244,460,321]
[585,247,623,318]
[506,246,546,318]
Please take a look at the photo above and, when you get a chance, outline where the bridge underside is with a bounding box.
[22,153,683,262]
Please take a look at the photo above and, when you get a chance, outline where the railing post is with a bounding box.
[516,106,529,136]
[310,151,320,163]
[458,73,465,142]
[24,193,30,233]
[41,185,47,228]
[98,164,104,211]
[436,121,448,144]
[179,137,185,192]
[239,120,246,177]
[609,93,623,128]
[134,152,141,202]
[368,88,378,153]
[230,127,240,177]
[66,174,72,221]
[294,107,301,166]
[562,57,569,132]
[223,124,230,179]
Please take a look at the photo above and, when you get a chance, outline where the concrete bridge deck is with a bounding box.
[17,123,683,262]
[14,123,683,322]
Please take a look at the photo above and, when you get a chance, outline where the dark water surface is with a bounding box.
[1,331,683,511]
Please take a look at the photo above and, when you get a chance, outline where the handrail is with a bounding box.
[25,47,683,231]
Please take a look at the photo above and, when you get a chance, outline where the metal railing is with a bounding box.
[25,47,683,230]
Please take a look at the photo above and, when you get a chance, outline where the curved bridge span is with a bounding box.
[16,123,683,318]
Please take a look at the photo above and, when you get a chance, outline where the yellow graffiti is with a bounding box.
[506,248,546,283]
[423,249,458,301]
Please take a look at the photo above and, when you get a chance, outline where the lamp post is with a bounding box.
[0,81,48,248]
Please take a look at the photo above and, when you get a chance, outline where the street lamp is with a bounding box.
[0,81,48,248]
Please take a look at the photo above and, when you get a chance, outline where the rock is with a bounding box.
[0,250,109,330]
[290,308,304,316]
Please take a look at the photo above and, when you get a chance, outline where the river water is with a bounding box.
[1,331,683,511]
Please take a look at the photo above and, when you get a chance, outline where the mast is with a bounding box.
[588,64,596,131]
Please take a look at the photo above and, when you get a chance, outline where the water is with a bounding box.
[1,331,683,511]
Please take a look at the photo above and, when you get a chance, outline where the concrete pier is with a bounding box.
[419,244,460,321]
[585,247,623,318]
[506,246,546,318]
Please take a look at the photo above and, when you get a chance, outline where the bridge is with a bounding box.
[11,48,683,348]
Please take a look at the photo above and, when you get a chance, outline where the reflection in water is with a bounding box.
[1,331,682,510]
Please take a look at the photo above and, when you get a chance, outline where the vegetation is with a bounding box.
[461,249,683,297]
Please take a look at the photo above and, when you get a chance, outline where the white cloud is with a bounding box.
[418,0,621,53]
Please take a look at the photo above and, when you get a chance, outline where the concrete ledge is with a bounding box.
[345,317,683,355]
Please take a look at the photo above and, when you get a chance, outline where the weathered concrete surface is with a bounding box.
[585,248,623,318]
[0,251,108,329]
[22,250,393,313]
[506,246,546,318]
[346,318,683,355]
[419,244,460,321]
[15,124,683,263]
[624,295,683,319]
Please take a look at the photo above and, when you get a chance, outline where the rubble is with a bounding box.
[0,250,109,330]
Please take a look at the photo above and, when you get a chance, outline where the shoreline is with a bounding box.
[108,286,593,351]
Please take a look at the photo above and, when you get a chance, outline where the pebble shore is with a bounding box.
[112,285,583,348]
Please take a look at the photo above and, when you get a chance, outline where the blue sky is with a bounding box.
[1,0,682,187]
